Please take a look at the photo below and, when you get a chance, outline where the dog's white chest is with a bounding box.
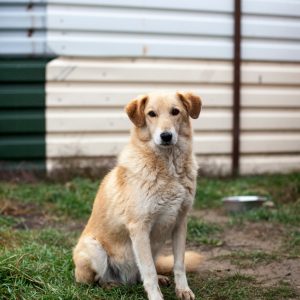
[148,173,194,220]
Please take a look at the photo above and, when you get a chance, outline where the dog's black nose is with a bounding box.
[160,132,172,143]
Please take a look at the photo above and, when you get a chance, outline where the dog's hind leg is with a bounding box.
[73,236,108,284]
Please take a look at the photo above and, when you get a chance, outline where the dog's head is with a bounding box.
[125,92,202,147]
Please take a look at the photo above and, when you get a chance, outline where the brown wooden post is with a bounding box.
[233,0,241,176]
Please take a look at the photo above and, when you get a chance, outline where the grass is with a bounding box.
[195,273,297,300]
[0,178,98,220]
[214,250,280,268]
[1,229,154,300]
[195,172,300,226]
[195,172,300,209]
[0,241,297,300]
[283,230,300,257]
[0,173,299,299]
[230,201,300,226]
[187,217,223,246]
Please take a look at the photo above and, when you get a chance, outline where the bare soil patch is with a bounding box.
[0,200,64,229]
[161,209,300,294]
[1,200,48,229]
[190,209,300,293]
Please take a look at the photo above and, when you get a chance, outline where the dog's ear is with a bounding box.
[177,92,202,119]
[125,95,148,127]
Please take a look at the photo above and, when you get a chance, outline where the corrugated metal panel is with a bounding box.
[1,0,299,61]
[0,84,45,107]
[46,57,233,172]
[0,59,47,170]
[240,155,300,175]
[47,58,233,83]
[47,83,233,108]
[241,110,300,130]
[242,87,300,108]
[47,1,234,59]
[241,133,300,153]
[47,155,233,177]
[242,0,300,61]
[46,58,300,174]
[0,110,45,133]
[242,63,300,85]
[243,0,300,18]
[0,1,48,56]
[2,1,46,3]
[240,61,300,173]
[0,136,45,159]
[0,59,48,82]
[47,0,300,61]
[47,1,234,13]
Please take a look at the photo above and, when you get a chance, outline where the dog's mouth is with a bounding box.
[161,141,172,146]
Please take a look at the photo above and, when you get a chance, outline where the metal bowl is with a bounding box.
[222,196,268,213]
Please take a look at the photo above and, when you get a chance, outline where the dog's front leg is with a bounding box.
[129,223,163,300]
[172,213,195,300]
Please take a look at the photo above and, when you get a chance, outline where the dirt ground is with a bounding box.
[190,209,300,293]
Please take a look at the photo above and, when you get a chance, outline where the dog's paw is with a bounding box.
[176,288,195,300]
[158,275,170,286]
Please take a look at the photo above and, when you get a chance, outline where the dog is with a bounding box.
[73,92,202,300]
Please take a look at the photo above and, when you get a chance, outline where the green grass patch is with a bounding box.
[194,273,298,300]
[230,200,300,226]
[195,172,300,209]
[262,280,299,300]
[0,214,18,228]
[0,178,99,220]
[187,217,223,246]
[1,239,298,300]
[283,230,300,257]
[0,227,237,300]
[214,250,280,268]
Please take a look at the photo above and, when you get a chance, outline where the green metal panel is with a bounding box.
[0,58,49,171]
[0,110,45,133]
[0,85,44,108]
[0,136,45,159]
[0,59,49,82]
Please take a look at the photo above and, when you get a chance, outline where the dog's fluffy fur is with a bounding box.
[73,92,202,300]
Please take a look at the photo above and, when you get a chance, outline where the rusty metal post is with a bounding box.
[232,0,241,176]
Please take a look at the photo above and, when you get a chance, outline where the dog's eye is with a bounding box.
[171,108,180,116]
[148,111,157,117]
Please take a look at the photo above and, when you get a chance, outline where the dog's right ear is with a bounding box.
[125,95,148,127]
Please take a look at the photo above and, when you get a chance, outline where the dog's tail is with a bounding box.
[155,251,202,274]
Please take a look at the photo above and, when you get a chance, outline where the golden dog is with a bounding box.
[73,92,202,300]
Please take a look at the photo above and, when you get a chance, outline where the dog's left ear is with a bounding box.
[125,95,148,127]
[177,92,202,119]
